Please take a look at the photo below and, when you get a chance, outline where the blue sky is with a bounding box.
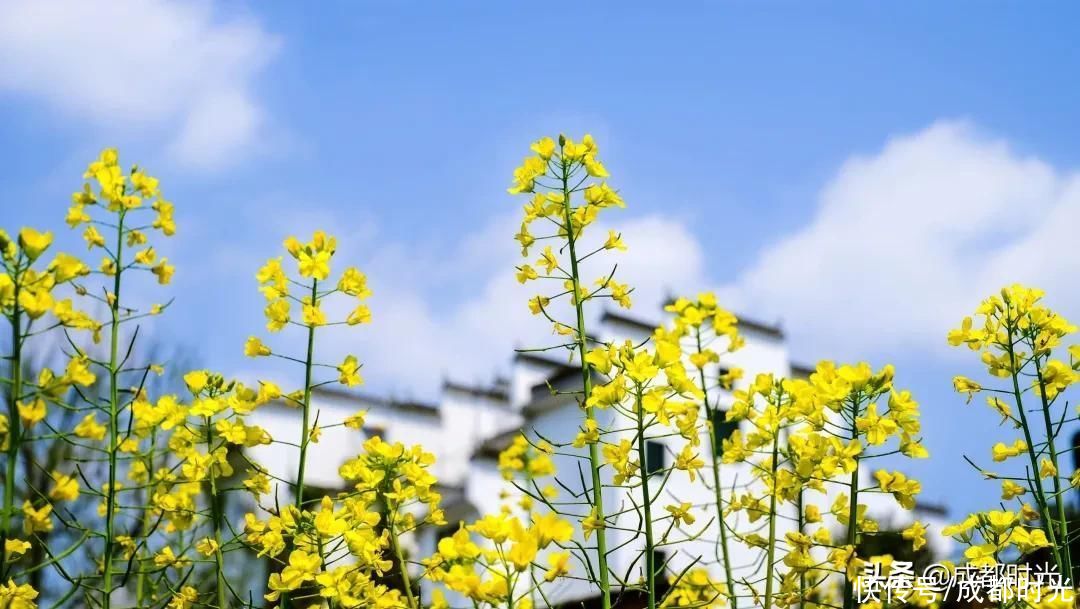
[3,1,1080,527]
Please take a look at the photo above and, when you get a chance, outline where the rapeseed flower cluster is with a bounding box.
[944,285,1079,589]
[508,136,938,609]
[0,139,1074,609]
[508,134,630,609]
[58,149,178,608]
[660,294,746,608]
[423,500,574,609]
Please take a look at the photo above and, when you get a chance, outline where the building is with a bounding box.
[249,304,952,605]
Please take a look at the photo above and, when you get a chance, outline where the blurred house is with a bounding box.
[249,304,952,606]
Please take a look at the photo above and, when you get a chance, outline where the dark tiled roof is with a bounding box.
[522,364,600,418]
[311,387,440,417]
[513,351,575,368]
[443,380,509,402]
[913,502,948,517]
[472,428,523,460]
[601,309,784,339]
[529,367,582,404]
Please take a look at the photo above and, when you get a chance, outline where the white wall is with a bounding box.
[245,303,952,608]
[248,390,443,495]
[438,385,521,485]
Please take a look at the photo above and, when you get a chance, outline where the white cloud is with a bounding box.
[721,120,1080,361]
[185,119,1080,398]
[239,211,709,399]
[345,213,708,397]
[0,0,278,168]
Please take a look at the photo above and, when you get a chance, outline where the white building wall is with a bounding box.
[524,401,624,603]
[244,304,952,607]
[248,390,443,494]
[511,356,569,410]
[437,385,522,485]
[457,311,794,604]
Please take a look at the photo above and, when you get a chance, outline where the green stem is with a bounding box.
[206,415,228,609]
[283,279,319,609]
[1003,324,1063,571]
[634,390,656,609]
[1032,355,1072,579]
[294,278,318,510]
[103,210,126,609]
[524,472,536,609]
[504,545,515,609]
[842,397,861,609]
[762,415,781,609]
[1,273,22,581]
[697,330,737,609]
[389,519,418,609]
[558,146,611,609]
[135,429,156,607]
[796,487,805,609]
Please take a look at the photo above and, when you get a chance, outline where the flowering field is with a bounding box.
[0,136,1076,609]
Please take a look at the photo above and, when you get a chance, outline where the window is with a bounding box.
[711,409,739,457]
[651,549,668,578]
[641,549,668,583]
[716,366,732,389]
[434,523,459,544]
[1073,431,1080,472]
[300,484,345,509]
[645,440,665,476]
